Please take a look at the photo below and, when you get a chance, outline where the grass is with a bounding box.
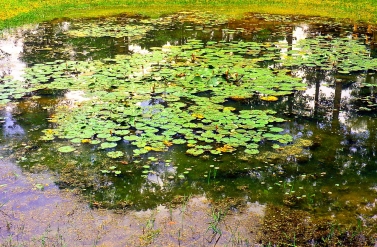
[1,0,377,30]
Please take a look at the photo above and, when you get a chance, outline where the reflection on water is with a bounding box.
[1,14,377,241]
[64,91,91,106]
[2,105,25,137]
[128,44,150,55]
[0,29,26,80]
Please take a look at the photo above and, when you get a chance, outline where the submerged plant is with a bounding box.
[206,209,225,245]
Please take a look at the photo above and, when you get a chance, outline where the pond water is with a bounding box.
[1,11,377,243]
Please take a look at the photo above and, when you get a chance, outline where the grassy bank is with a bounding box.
[0,0,377,30]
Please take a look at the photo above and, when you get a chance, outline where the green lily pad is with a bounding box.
[100,142,117,149]
[107,151,124,158]
[58,146,76,153]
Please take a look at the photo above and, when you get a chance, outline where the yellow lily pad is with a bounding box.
[260,96,279,101]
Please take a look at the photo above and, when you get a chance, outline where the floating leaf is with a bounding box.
[58,146,76,153]
[107,151,123,158]
[260,95,278,101]
[100,142,117,149]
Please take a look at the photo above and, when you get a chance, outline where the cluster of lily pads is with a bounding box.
[23,38,306,157]
[0,75,34,105]
[353,95,377,112]
[66,11,229,40]
[66,21,153,39]
[3,14,377,159]
[275,36,377,73]
[6,13,377,222]
[141,11,228,29]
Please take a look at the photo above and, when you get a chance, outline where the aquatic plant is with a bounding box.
[3,12,377,244]
[5,35,314,157]
[57,145,76,153]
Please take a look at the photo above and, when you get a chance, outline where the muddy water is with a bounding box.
[0,156,262,246]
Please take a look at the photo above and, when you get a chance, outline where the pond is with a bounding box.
[1,11,377,245]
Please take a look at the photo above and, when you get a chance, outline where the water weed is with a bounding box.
[206,209,225,245]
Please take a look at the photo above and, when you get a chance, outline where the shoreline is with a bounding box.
[0,157,263,246]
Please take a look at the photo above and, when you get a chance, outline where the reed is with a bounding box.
[1,0,376,30]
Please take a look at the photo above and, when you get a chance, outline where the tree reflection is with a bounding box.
[3,13,377,228]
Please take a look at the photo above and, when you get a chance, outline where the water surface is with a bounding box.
[1,12,377,242]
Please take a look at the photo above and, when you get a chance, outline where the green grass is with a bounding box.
[0,0,377,30]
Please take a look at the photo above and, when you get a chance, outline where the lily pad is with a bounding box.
[58,146,76,153]
[107,151,124,158]
[100,142,118,149]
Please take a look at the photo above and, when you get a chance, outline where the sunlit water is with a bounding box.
[1,12,377,232]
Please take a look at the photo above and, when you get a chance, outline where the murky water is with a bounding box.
[1,12,377,243]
